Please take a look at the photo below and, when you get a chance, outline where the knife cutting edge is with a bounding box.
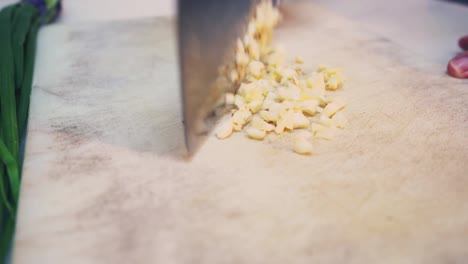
[178,0,258,156]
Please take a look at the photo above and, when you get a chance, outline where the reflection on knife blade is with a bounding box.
[178,0,257,156]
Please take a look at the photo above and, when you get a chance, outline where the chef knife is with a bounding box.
[178,0,258,156]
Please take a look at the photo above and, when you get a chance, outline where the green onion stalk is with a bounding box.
[0,0,61,261]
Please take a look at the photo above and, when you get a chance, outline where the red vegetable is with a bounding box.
[447,52,468,79]
[459,35,468,51]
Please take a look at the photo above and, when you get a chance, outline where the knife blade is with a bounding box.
[178,0,257,156]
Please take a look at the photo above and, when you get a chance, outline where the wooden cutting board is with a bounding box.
[13,2,468,264]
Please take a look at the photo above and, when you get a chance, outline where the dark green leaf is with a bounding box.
[17,19,40,139]
[0,216,15,261]
[0,6,20,162]
[0,139,19,205]
[12,4,36,91]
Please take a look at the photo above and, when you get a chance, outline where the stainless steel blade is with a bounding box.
[178,0,256,156]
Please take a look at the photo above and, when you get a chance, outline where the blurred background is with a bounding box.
[1,0,466,64]
[0,0,175,22]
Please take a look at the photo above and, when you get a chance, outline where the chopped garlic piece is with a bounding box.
[240,81,266,103]
[245,126,267,140]
[319,115,334,127]
[311,123,327,134]
[230,70,239,83]
[297,79,307,89]
[268,78,279,87]
[234,94,246,109]
[326,68,342,75]
[295,56,304,64]
[236,52,250,67]
[262,92,277,110]
[300,88,322,101]
[275,67,295,81]
[216,120,233,139]
[247,39,260,60]
[232,107,252,129]
[306,73,325,90]
[248,100,263,113]
[331,112,348,128]
[277,85,300,101]
[233,123,243,132]
[247,20,256,36]
[326,75,341,90]
[225,93,235,106]
[260,110,278,122]
[323,96,335,104]
[248,60,265,78]
[282,68,297,79]
[279,110,294,130]
[238,82,252,97]
[317,65,328,73]
[251,115,275,132]
[315,127,336,140]
[262,99,274,110]
[296,130,313,138]
[293,136,313,155]
[324,68,345,90]
[323,98,346,118]
[275,121,285,134]
[293,112,310,129]
[265,90,278,101]
[266,48,285,67]
[269,102,285,115]
[299,100,319,115]
[281,100,296,111]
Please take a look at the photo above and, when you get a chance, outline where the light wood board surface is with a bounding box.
[13,2,468,264]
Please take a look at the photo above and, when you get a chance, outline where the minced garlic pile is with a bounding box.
[215,1,347,155]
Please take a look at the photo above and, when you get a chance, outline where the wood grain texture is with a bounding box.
[13,2,468,264]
